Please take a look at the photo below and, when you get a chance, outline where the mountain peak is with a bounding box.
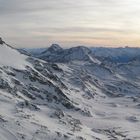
[47,44,63,52]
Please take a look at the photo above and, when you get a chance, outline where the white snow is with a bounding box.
[0,44,30,69]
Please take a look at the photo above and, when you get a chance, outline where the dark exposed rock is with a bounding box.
[21,89,36,100]
[51,110,65,119]
[12,78,22,85]
[51,63,62,72]
[17,100,40,111]
[0,37,4,45]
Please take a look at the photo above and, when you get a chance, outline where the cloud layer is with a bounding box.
[0,0,140,47]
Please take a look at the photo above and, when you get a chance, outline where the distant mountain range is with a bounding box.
[21,44,140,63]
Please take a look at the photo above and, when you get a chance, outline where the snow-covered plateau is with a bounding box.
[0,41,140,140]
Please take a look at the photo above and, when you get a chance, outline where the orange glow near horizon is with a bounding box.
[1,0,140,48]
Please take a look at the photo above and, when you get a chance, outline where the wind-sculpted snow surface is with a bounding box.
[0,43,140,139]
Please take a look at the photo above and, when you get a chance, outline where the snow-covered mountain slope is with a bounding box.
[0,44,30,69]
[0,43,85,140]
[1,41,140,139]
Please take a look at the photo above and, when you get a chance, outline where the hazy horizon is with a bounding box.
[0,0,140,48]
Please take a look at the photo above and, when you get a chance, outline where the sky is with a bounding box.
[0,0,140,48]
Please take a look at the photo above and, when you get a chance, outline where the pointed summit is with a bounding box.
[47,44,63,52]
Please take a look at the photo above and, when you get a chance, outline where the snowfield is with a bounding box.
[0,44,30,69]
[0,42,140,140]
